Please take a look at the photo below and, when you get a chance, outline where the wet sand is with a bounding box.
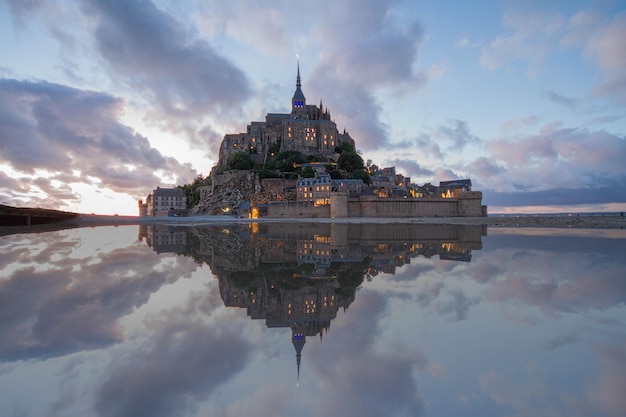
[2,214,624,237]
[68,214,626,229]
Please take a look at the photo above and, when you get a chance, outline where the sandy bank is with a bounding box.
[65,214,626,229]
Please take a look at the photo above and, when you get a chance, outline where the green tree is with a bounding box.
[275,150,305,172]
[300,166,316,178]
[181,174,212,208]
[334,141,355,154]
[338,151,364,172]
[227,151,255,170]
[349,169,371,184]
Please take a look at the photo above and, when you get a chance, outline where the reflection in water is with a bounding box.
[1,224,625,417]
[138,223,485,382]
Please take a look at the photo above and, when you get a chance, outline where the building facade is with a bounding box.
[218,61,355,166]
[139,187,186,216]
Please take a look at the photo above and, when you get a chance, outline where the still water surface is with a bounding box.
[1,223,625,417]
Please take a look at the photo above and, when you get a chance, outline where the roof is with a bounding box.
[153,187,185,197]
[292,60,306,101]
[292,86,305,101]
[439,179,472,189]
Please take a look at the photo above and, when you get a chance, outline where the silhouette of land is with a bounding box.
[1,205,625,235]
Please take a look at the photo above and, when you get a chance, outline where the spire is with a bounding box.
[292,56,306,111]
[296,55,301,88]
[296,351,302,387]
[292,329,306,387]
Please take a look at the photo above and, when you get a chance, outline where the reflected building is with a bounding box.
[138,224,187,254]
[140,222,485,381]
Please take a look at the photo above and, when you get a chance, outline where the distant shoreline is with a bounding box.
[2,205,625,235]
[65,213,626,229]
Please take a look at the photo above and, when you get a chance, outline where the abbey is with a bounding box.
[218,61,354,165]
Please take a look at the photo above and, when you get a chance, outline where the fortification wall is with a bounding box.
[267,201,330,218]
[457,191,485,216]
[265,192,485,218]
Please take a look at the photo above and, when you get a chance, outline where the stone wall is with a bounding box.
[264,191,485,218]
[267,201,330,218]
[261,178,298,198]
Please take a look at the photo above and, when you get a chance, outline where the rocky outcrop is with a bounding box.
[189,171,256,215]
[189,171,300,216]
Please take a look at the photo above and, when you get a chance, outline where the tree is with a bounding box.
[227,151,255,170]
[338,150,364,172]
[181,174,212,208]
[275,150,305,172]
[300,166,316,178]
[349,169,371,184]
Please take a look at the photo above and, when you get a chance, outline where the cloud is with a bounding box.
[483,9,626,104]
[434,288,480,321]
[306,0,430,150]
[311,75,389,150]
[387,158,434,179]
[436,119,481,150]
[306,290,427,417]
[483,186,626,207]
[500,115,540,133]
[0,78,196,209]
[79,0,252,119]
[480,11,564,71]
[0,230,198,362]
[95,319,251,417]
[468,234,626,318]
[543,90,578,108]
[456,36,470,48]
[582,13,626,104]
[474,125,626,198]
[193,0,301,54]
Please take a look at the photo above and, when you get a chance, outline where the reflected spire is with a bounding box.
[292,329,306,387]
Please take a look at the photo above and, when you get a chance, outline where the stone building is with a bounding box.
[139,187,186,217]
[218,61,355,166]
[297,173,332,205]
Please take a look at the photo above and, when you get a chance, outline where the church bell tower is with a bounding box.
[291,57,306,117]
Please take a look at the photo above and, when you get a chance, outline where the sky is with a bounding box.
[0,0,625,216]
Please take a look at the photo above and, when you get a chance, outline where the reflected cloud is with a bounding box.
[472,234,626,318]
[0,228,197,362]
[1,224,625,417]
[95,319,251,417]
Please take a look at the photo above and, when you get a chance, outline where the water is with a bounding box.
[1,223,625,417]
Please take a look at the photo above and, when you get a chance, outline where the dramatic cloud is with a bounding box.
[0,229,197,362]
[469,234,626,317]
[472,124,626,204]
[307,0,429,150]
[0,79,196,208]
[95,319,251,417]
[307,291,427,417]
[79,0,252,119]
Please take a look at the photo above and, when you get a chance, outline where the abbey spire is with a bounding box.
[291,57,306,113]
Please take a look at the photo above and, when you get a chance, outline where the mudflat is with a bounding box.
[67,214,626,229]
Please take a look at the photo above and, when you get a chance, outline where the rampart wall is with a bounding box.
[267,201,330,218]
[264,191,485,218]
